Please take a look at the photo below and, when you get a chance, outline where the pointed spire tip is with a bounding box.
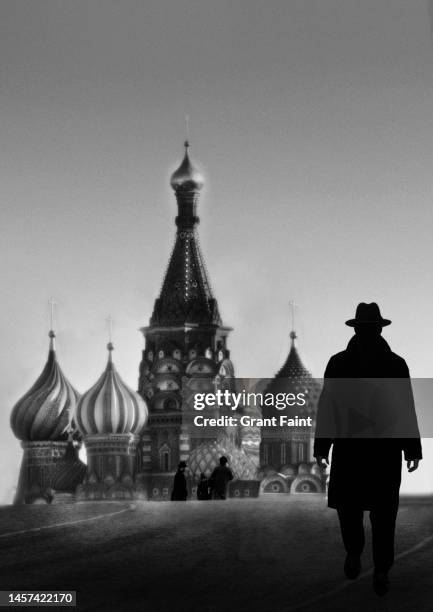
[48,329,56,351]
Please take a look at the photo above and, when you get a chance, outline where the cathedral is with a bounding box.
[10,142,325,504]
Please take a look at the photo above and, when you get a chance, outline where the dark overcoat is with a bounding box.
[209,465,233,500]
[171,470,188,501]
[314,335,422,510]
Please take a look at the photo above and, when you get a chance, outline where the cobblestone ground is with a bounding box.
[0,495,432,611]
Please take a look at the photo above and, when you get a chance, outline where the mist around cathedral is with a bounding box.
[1,1,433,611]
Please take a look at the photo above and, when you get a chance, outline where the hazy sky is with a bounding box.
[1,0,433,502]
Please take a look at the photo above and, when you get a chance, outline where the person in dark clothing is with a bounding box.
[171,461,188,501]
[197,473,211,500]
[314,303,422,596]
[209,456,233,500]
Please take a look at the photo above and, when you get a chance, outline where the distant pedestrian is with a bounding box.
[197,473,211,500]
[209,456,233,500]
[171,461,188,501]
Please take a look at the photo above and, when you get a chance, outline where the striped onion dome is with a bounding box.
[75,343,148,436]
[10,331,79,442]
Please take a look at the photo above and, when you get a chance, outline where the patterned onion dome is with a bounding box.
[276,331,312,379]
[188,435,257,481]
[10,331,79,442]
[170,141,204,191]
[263,329,322,420]
[75,343,148,436]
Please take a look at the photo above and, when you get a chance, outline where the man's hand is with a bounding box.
[407,459,420,473]
[315,455,329,468]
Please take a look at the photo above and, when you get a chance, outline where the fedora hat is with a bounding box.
[345,302,391,327]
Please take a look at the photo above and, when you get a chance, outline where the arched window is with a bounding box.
[159,444,171,472]
[163,397,178,411]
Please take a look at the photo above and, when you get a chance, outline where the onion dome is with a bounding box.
[75,342,148,436]
[264,328,321,419]
[10,331,79,442]
[275,331,312,379]
[170,141,204,191]
[188,435,257,481]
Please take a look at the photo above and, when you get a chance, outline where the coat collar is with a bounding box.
[346,334,391,353]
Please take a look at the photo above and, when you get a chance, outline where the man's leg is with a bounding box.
[337,506,365,579]
[337,506,365,556]
[370,503,399,573]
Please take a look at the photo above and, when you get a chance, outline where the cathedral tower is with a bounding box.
[137,142,255,500]
[75,341,148,501]
[259,320,324,495]
[138,141,232,369]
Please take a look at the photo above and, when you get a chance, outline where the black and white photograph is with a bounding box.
[1,1,432,610]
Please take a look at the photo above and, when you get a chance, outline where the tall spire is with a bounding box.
[150,142,221,327]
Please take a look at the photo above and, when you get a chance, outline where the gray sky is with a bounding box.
[1,0,432,502]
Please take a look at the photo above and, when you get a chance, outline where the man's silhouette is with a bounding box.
[209,456,233,499]
[171,461,188,501]
[314,303,422,596]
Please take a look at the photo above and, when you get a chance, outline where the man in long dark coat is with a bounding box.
[209,456,233,500]
[171,461,188,501]
[314,303,422,596]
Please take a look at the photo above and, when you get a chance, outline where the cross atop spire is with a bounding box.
[185,114,190,141]
[106,315,114,359]
[289,300,298,343]
[106,314,113,344]
[49,297,57,332]
[270,302,311,380]
[48,297,57,350]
